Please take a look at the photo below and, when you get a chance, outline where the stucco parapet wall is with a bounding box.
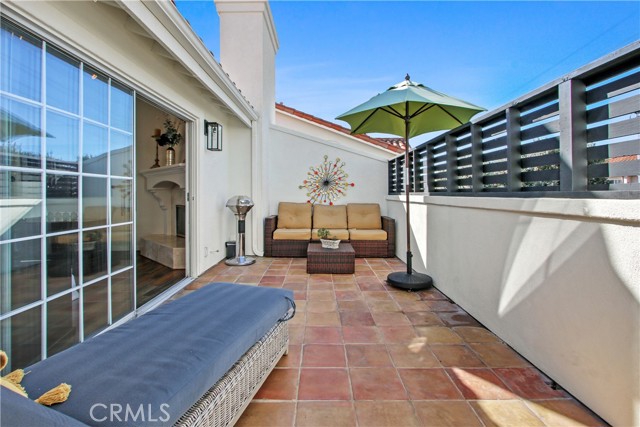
[386,194,640,225]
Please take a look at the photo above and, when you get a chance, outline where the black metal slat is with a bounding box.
[454,136,471,148]
[520,137,560,155]
[587,116,640,142]
[520,102,560,126]
[517,88,559,112]
[521,152,561,169]
[478,113,507,132]
[521,169,560,182]
[457,146,472,157]
[482,148,508,163]
[522,185,560,192]
[482,136,507,152]
[587,163,609,178]
[521,120,560,141]
[481,121,506,138]
[586,70,640,104]
[457,156,473,167]
[483,161,508,173]
[431,144,448,155]
[587,94,640,123]
[449,123,473,139]
[482,174,508,185]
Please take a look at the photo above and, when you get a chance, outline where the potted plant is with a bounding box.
[155,118,182,166]
[317,227,340,249]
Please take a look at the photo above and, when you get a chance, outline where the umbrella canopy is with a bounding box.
[336,75,485,290]
[0,107,52,142]
[336,75,484,138]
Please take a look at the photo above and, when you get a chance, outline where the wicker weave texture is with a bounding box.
[349,240,389,258]
[174,322,288,427]
[306,243,355,274]
[271,240,309,257]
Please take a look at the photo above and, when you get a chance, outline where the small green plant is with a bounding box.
[317,228,331,240]
[155,119,182,148]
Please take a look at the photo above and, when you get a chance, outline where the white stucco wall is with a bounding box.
[4,1,255,276]
[388,195,640,427]
[268,112,396,216]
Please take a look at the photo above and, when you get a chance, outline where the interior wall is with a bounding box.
[387,195,640,427]
[135,99,186,244]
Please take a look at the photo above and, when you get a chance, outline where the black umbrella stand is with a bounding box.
[387,114,433,291]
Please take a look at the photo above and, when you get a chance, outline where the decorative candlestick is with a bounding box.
[151,130,161,168]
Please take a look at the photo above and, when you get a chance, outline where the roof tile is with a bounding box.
[276,103,404,153]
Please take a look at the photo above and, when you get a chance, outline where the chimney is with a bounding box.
[215,0,278,123]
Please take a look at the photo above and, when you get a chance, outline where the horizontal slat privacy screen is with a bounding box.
[388,42,640,198]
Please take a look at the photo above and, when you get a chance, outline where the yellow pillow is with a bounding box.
[313,205,347,229]
[347,203,382,229]
[277,202,312,229]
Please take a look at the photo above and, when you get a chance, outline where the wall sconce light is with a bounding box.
[205,120,222,151]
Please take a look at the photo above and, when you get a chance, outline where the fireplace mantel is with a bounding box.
[140,164,185,190]
[140,164,185,211]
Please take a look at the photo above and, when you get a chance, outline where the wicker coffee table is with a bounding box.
[307,243,355,274]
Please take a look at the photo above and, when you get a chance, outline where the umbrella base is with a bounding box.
[387,271,433,291]
[225,256,256,266]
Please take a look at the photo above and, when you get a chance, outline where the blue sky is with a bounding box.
[176,1,639,134]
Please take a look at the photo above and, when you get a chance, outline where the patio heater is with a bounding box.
[225,195,255,266]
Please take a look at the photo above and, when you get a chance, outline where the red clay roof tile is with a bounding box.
[276,103,404,153]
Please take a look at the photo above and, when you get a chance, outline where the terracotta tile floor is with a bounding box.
[180,257,607,427]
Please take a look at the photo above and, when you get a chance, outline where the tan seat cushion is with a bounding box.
[347,204,382,229]
[311,228,349,240]
[349,229,387,241]
[278,202,312,229]
[53,234,78,245]
[313,205,347,229]
[273,229,311,241]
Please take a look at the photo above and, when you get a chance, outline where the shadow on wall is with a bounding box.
[423,198,639,427]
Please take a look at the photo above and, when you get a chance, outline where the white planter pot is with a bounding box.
[320,239,340,249]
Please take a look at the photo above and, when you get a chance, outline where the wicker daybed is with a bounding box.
[3,284,295,427]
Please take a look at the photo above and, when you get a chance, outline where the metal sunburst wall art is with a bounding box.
[299,155,355,205]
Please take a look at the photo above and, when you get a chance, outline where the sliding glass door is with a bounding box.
[0,19,135,370]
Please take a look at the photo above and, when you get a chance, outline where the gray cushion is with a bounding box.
[22,283,293,426]
[0,386,88,427]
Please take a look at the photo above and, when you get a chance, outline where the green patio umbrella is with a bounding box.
[1,107,53,142]
[336,75,485,290]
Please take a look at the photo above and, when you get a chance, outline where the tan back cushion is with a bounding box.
[313,205,347,229]
[278,202,312,229]
[347,203,382,229]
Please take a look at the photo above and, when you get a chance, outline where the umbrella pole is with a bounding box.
[404,118,412,275]
[386,106,433,291]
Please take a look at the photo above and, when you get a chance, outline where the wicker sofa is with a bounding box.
[2,284,295,427]
[264,202,395,258]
